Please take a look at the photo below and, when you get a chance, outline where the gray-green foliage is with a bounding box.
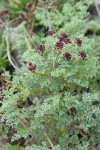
[35,0,92,32]
[0,0,100,150]
[6,145,24,150]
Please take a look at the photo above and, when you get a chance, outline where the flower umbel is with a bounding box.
[19,13,28,21]
[63,52,72,61]
[63,38,71,44]
[55,41,64,49]
[0,9,11,17]
[46,30,55,36]
[23,61,36,72]
[55,33,71,50]
[36,45,45,53]
[28,64,36,72]
[26,2,33,10]
[60,33,68,39]
[58,33,71,44]
[79,51,87,60]
[34,0,39,7]
[75,38,82,46]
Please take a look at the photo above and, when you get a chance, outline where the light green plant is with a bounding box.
[0,0,100,150]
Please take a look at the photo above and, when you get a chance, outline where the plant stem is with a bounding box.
[30,17,34,37]
[6,27,24,75]
[43,129,55,150]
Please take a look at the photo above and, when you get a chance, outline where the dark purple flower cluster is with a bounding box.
[79,51,87,60]
[63,51,87,61]
[63,38,71,44]
[63,52,72,61]
[58,33,67,41]
[0,9,11,17]
[26,2,33,10]
[34,0,39,7]
[28,64,36,71]
[59,33,68,39]
[23,61,36,72]
[46,30,55,36]
[75,38,82,46]
[34,33,87,62]
[58,33,71,44]
[55,41,64,49]
[36,45,45,53]
[55,33,71,49]
[19,13,28,21]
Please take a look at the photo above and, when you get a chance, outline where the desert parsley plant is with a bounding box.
[0,0,100,150]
